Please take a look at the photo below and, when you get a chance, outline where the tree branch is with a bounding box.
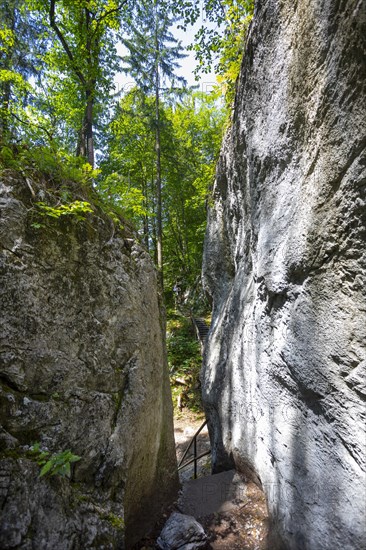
[49,0,86,86]
[92,1,128,38]
[11,112,54,144]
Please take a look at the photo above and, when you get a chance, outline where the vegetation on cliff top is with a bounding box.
[0,0,254,303]
[1,1,253,404]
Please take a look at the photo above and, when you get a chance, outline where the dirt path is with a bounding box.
[198,479,269,550]
[134,411,269,549]
[174,411,211,483]
[174,411,269,549]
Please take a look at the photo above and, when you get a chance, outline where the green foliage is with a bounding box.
[99,172,149,219]
[105,513,125,531]
[98,89,156,226]
[121,0,186,92]
[35,200,93,220]
[121,0,187,284]
[0,69,30,89]
[176,0,254,105]
[39,450,81,478]
[163,91,225,301]
[167,312,203,412]
[28,442,51,464]
[0,143,100,186]
[0,145,15,165]
[168,325,201,374]
[0,1,134,165]
[29,443,81,479]
[0,27,15,52]
[0,143,129,231]
[0,1,47,141]
[215,5,253,105]
[1,0,239,306]
[100,88,225,302]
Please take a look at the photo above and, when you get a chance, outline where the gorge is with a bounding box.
[0,0,365,549]
[202,0,366,548]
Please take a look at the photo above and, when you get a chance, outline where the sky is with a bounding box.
[171,22,218,91]
[113,17,219,97]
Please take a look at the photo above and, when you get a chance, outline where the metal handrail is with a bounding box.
[178,450,211,471]
[177,419,211,479]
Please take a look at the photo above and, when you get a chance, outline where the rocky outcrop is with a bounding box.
[202,1,366,549]
[0,172,178,549]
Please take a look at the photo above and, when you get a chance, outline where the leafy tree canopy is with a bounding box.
[1,0,253,306]
[175,0,254,103]
[99,87,225,304]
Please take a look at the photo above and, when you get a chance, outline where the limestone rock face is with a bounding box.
[0,173,178,549]
[202,1,366,548]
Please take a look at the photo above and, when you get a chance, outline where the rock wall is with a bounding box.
[0,173,178,549]
[202,1,366,548]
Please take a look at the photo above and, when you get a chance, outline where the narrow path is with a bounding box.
[173,411,270,549]
[133,411,269,548]
[198,479,269,550]
[174,412,211,483]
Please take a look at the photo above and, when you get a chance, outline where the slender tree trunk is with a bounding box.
[0,5,15,140]
[85,88,94,167]
[141,175,150,251]
[150,169,158,263]
[154,2,163,290]
[152,198,158,267]
[84,9,95,168]
[0,81,11,140]
[51,2,95,167]
[77,111,86,158]
[76,89,94,167]
[155,81,163,288]
[143,215,150,251]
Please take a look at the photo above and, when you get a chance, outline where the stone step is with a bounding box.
[177,469,249,518]
[192,317,210,346]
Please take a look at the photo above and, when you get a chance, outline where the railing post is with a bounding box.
[177,419,210,476]
[178,419,208,469]
[193,436,197,479]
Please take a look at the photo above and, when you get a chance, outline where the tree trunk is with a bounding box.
[152,204,158,267]
[143,215,149,251]
[0,4,15,140]
[85,89,94,167]
[141,176,150,251]
[84,9,94,168]
[76,89,94,167]
[0,81,11,140]
[155,84,163,287]
[154,3,163,291]
[77,113,86,158]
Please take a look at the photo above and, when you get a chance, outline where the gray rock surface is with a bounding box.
[157,512,207,550]
[0,172,178,549]
[202,1,366,549]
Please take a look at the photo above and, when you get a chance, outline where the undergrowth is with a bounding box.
[167,310,204,414]
[0,141,131,230]
[0,142,98,187]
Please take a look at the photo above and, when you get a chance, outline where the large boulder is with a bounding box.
[202,0,366,548]
[0,172,178,549]
[157,512,207,550]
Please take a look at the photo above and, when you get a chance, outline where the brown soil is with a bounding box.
[199,480,269,549]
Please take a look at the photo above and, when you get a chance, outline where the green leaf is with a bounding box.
[39,460,54,477]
